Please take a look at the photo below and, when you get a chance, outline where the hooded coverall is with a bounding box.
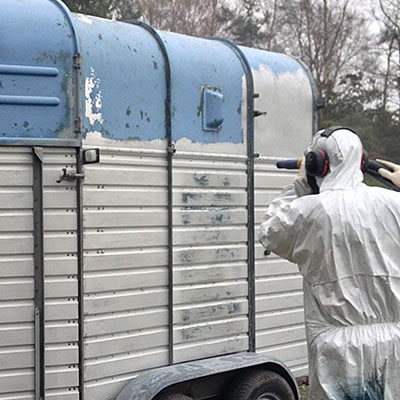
[259,129,400,400]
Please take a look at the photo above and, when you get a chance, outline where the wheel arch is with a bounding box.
[115,353,300,400]
[259,361,301,400]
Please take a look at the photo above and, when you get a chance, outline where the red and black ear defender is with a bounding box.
[305,149,330,177]
[360,150,369,173]
[305,126,369,177]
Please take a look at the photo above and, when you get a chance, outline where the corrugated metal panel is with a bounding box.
[174,334,249,364]
[254,157,308,376]
[42,149,80,397]
[0,147,81,398]
[172,152,249,362]
[82,145,252,396]
[85,347,168,381]
[84,372,140,400]
[0,148,35,398]
[174,299,248,325]
[82,146,170,396]
[257,341,308,367]
[81,144,310,397]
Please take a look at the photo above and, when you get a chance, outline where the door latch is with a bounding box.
[56,168,85,183]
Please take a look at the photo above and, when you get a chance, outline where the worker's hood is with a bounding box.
[308,128,364,192]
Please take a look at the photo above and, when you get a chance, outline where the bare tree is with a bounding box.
[279,0,369,112]
[63,0,116,17]
[378,0,400,114]
[63,0,140,19]
[132,0,228,36]
[220,0,284,50]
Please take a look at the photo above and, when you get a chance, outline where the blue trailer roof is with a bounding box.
[0,0,314,147]
[0,0,79,145]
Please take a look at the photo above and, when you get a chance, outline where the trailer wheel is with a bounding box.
[157,394,193,400]
[225,369,296,400]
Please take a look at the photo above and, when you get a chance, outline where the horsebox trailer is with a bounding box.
[0,1,319,399]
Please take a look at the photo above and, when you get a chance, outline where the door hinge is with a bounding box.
[167,143,176,155]
[73,54,81,70]
[74,117,82,134]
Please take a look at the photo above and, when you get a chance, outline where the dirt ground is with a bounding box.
[299,384,309,400]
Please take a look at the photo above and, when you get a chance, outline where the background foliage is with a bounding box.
[63,0,400,163]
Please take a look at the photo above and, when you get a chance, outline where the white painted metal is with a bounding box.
[0,147,80,400]
[82,145,170,397]
[172,146,249,365]
[0,148,35,399]
[80,126,311,397]
[81,139,252,397]
[0,110,312,400]
[254,158,308,377]
[251,58,313,378]
[43,148,79,399]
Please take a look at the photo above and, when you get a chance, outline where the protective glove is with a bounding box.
[376,159,400,189]
[294,156,313,197]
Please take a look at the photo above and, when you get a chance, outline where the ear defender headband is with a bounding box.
[305,126,368,177]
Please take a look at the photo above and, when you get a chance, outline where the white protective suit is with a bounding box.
[259,129,400,400]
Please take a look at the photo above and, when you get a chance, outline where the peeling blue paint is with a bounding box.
[0,0,78,143]
[159,31,244,144]
[182,193,202,203]
[1,1,311,147]
[193,174,209,186]
[216,248,236,259]
[242,46,304,77]
[215,193,231,202]
[75,16,166,141]
[181,214,191,225]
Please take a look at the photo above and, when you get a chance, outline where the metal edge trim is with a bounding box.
[32,147,45,400]
[0,139,81,147]
[48,0,81,54]
[121,19,174,365]
[209,37,256,353]
[49,0,82,145]
[76,147,85,399]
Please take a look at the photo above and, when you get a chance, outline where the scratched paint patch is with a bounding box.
[85,67,104,126]
[77,14,93,25]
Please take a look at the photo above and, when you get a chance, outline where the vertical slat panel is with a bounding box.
[0,148,35,398]
[254,158,308,375]
[82,146,169,395]
[172,152,249,364]
[43,148,80,398]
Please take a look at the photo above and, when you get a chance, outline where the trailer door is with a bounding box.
[0,146,81,400]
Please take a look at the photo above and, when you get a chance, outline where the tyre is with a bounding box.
[224,369,296,400]
[156,394,193,400]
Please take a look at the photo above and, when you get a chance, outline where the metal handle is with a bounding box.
[57,168,85,183]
